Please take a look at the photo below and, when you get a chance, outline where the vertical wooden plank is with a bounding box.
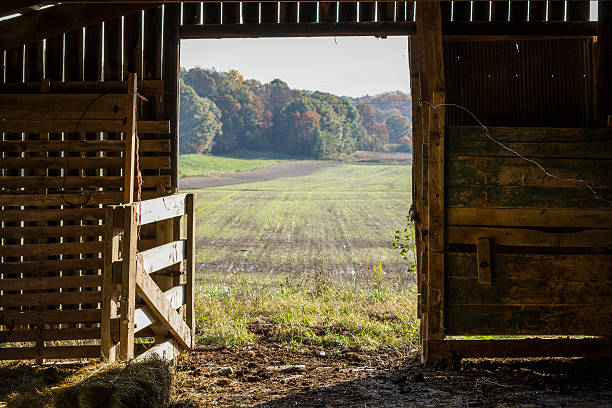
[509,1,528,21]
[472,0,490,21]
[242,2,260,23]
[359,1,375,22]
[319,1,337,22]
[300,1,318,22]
[567,1,590,21]
[452,0,470,22]
[405,1,415,22]
[440,1,451,22]
[339,1,357,22]
[597,1,612,126]
[64,29,84,82]
[548,1,565,21]
[279,2,298,23]
[377,1,395,22]
[101,207,117,361]
[416,0,445,362]
[529,0,546,22]
[186,193,196,348]
[408,34,426,347]
[25,42,43,82]
[203,1,221,24]
[477,238,492,284]
[491,0,509,21]
[397,1,407,22]
[261,2,278,23]
[103,18,122,82]
[120,205,137,360]
[164,4,181,192]
[124,12,143,81]
[84,24,102,82]
[222,2,240,24]
[124,73,137,204]
[144,8,163,81]
[45,36,63,82]
[183,2,201,24]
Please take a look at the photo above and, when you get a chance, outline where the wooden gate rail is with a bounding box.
[101,193,196,361]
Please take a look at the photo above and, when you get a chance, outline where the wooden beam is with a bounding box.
[136,194,187,225]
[134,338,180,362]
[135,266,192,350]
[180,21,597,40]
[416,0,446,361]
[102,206,120,361]
[0,1,41,18]
[597,1,612,126]
[425,338,611,359]
[163,3,181,190]
[0,3,158,52]
[448,208,612,229]
[137,240,186,275]
[186,193,196,347]
[448,226,612,248]
[120,205,138,360]
[124,73,137,204]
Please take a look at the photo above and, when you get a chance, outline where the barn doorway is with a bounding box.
[177,35,419,354]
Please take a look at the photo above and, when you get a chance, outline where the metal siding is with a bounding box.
[444,39,593,127]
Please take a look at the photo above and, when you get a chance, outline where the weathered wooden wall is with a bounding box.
[0,5,178,360]
[445,126,612,337]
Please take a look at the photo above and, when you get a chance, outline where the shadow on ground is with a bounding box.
[254,358,611,408]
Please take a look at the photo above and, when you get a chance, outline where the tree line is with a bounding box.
[180,67,412,158]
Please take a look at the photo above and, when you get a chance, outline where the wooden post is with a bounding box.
[163,4,181,191]
[101,206,118,361]
[408,34,426,346]
[124,73,137,204]
[186,193,196,348]
[120,205,138,360]
[416,0,446,364]
[597,1,612,126]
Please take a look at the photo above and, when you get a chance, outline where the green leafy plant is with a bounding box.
[393,212,417,275]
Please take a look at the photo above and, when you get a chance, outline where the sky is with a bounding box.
[180,36,411,98]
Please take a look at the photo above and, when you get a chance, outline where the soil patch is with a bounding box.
[173,342,611,407]
[180,161,339,189]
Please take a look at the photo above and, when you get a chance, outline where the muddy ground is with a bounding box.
[173,341,611,408]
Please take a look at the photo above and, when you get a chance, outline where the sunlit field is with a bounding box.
[188,161,418,350]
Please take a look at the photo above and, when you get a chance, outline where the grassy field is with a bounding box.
[190,162,418,351]
[179,150,295,178]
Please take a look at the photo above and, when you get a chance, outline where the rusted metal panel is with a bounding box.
[444,39,593,127]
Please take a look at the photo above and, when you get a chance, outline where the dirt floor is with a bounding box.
[172,341,612,408]
[179,161,339,189]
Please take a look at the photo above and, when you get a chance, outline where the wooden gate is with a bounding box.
[102,194,196,361]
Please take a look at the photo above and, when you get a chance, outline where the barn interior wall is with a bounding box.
[0,5,179,360]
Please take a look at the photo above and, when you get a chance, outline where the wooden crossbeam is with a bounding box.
[0,1,42,18]
[135,266,192,350]
[137,240,185,275]
[136,194,187,225]
[425,338,612,359]
[133,285,185,333]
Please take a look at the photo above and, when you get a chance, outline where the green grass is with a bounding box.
[190,161,417,351]
[178,150,295,178]
[195,271,419,352]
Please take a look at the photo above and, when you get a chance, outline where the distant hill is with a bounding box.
[352,91,412,123]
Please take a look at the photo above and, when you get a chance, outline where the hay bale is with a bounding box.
[52,356,172,408]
